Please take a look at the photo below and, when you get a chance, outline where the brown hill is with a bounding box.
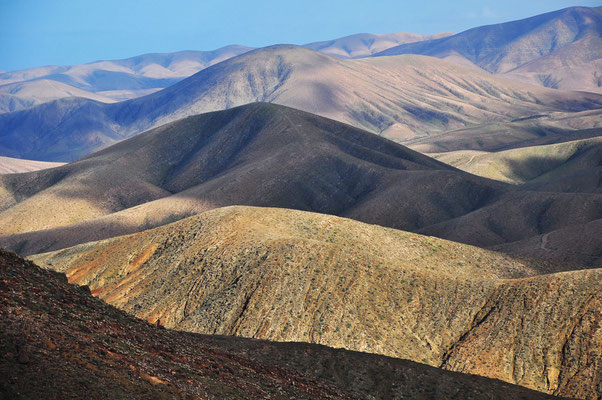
[2,45,602,161]
[1,248,561,400]
[30,206,602,399]
[0,103,506,253]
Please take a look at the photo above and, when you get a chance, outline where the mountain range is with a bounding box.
[0,46,253,103]
[0,6,600,166]
[0,5,599,120]
[2,45,601,162]
[0,32,452,115]
[0,31,452,111]
[1,5,602,399]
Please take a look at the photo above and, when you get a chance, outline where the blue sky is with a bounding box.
[1,0,600,71]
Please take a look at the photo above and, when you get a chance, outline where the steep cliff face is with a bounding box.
[31,206,601,399]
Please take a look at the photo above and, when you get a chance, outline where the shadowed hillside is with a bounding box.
[3,249,563,399]
[0,103,507,254]
[2,103,600,267]
[29,206,601,399]
[407,109,602,153]
[431,137,602,192]
[418,190,602,267]
[2,45,602,161]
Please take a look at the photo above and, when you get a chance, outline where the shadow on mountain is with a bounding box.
[0,103,508,255]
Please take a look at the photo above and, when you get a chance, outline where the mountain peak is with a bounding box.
[376,5,602,74]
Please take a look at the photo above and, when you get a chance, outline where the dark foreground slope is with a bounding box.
[0,249,558,400]
[31,206,602,399]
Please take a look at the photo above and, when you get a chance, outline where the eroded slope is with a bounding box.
[1,249,560,400]
[31,206,602,398]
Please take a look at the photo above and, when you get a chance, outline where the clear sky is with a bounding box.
[1,0,600,71]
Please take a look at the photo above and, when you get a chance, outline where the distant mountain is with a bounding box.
[0,156,64,175]
[419,190,602,267]
[2,4,600,114]
[0,79,115,113]
[305,32,453,58]
[0,31,452,108]
[0,31,455,106]
[29,206,601,399]
[0,249,560,399]
[0,45,253,101]
[2,45,601,162]
[376,6,602,93]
